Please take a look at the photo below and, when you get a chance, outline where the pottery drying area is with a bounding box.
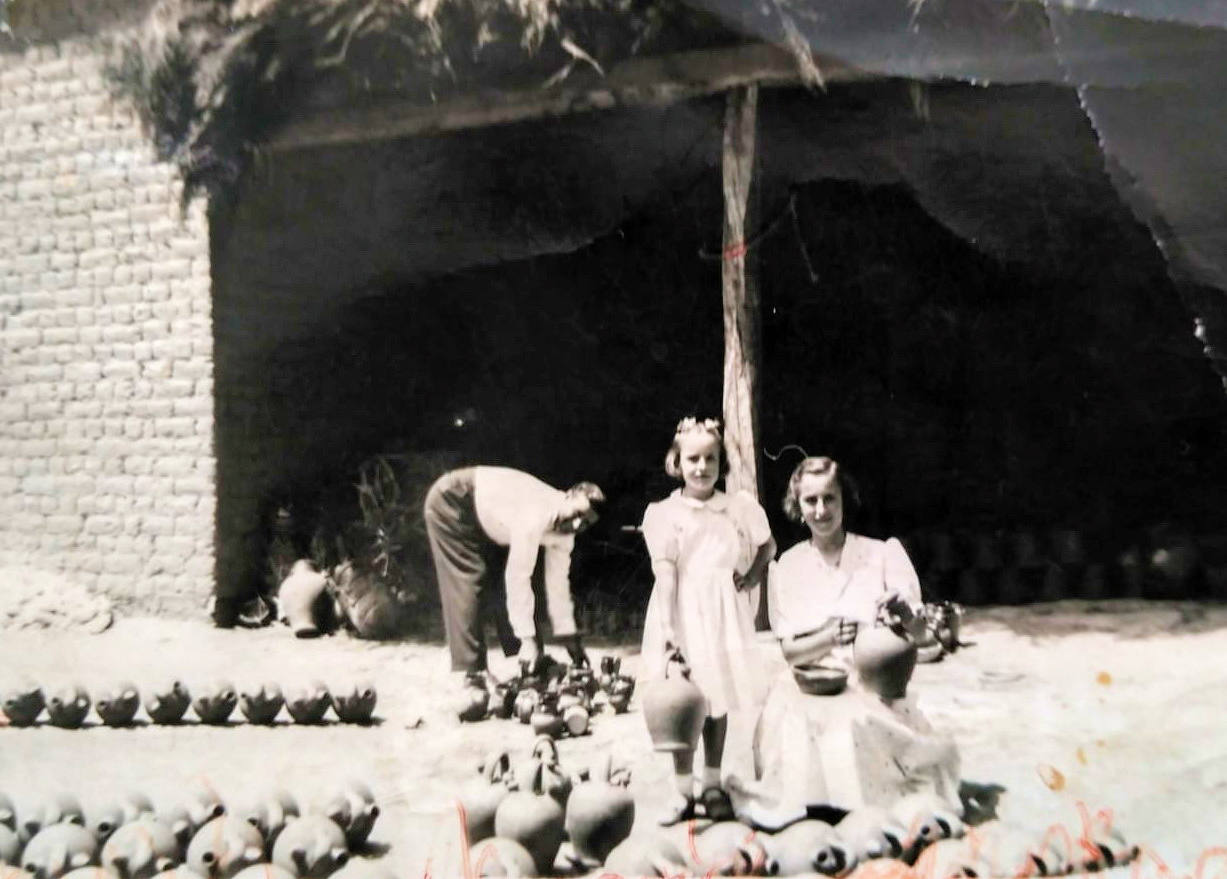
[1,601,1226,878]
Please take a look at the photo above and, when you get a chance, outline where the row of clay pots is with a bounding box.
[0,783,379,879]
[1,682,376,729]
[459,659,635,731]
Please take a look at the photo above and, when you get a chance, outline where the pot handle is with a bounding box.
[662,644,691,678]
[531,735,560,765]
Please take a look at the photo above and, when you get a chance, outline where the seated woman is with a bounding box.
[728,456,961,829]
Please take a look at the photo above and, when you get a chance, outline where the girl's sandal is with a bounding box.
[658,794,698,827]
[700,786,735,822]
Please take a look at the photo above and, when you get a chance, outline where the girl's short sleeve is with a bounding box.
[733,490,773,547]
[883,537,923,606]
[640,501,678,563]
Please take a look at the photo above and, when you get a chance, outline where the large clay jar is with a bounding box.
[91,795,156,845]
[492,764,565,876]
[100,819,180,879]
[836,806,905,862]
[689,821,775,877]
[2,682,45,727]
[563,755,634,865]
[95,684,141,728]
[466,838,535,878]
[603,835,689,878]
[144,682,191,726]
[458,752,513,845]
[762,819,841,876]
[192,683,237,726]
[24,795,87,842]
[329,684,376,725]
[238,684,284,726]
[271,815,348,879]
[22,824,99,879]
[184,818,263,879]
[853,624,918,701]
[284,683,330,726]
[640,652,705,753]
[0,824,20,864]
[278,561,330,638]
[46,686,91,730]
[320,783,378,850]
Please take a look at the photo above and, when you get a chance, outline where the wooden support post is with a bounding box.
[721,85,761,500]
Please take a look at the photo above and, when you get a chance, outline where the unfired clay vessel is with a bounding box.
[0,824,20,865]
[492,764,564,876]
[230,867,294,879]
[329,684,376,725]
[836,806,906,862]
[459,752,512,845]
[284,683,329,726]
[271,815,348,879]
[762,819,841,876]
[21,823,99,879]
[1,792,16,831]
[563,754,633,865]
[90,794,155,845]
[100,819,179,879]
[144,682,191,726]
[2,683,45,727]
[238,684,283,726]
[320,783,378,850]
[45,686,91,730]
[641,652,704,753]
[602,835,688,878]
[689,821,775,877]
[24,795,86,842]
[242,791,298,852]
[184,818,262,879]
[192,683,237,726]
[278,561,330,638]
[853,624,918,701]
[94,683,140,728]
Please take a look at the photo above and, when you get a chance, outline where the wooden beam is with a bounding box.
[267,44,869,152]
[721,84,761,501]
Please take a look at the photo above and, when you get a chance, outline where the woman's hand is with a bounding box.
[834,617,859,646]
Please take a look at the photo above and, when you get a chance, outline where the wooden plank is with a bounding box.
[267,44,869,152]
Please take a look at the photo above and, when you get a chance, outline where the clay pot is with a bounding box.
[95,684,141,728]
[192,683,237,726]
[852,625,917,701]
[271,815,348,879]
[762,820,841,876]
[0,792,15,831]
[22,824,99,879]
[24,795,86,842]
[836,806,905,862]
[528,705,563,738]
[172,785,227,841]
[563,755,634,865]
[960,821,1047,877]
[606,680,633,714]
[603,834,689,878]
[46,686,91,730]
[518,737,572,808]
[100,819,180,879]
[890,792,965,853]
[330,683,376,725]
[278,561,330,639]
[144,682,191,726]
[91,795,156,844]
[230,867,294,879]
[640,652,705,753]
[242,792,298,852]
[2,682,45,727]
[597,656,621,692]
[284,683,330,726]
[184,818,263,879]
[511,690,536,725]
[320,783,378,850]
[466,839,536,878]
[0,824,20,864]
[561,704,589,737]
[238,685,284,726]
[492,764,565,875]
[459,752,513,846]
[689,821,775,877]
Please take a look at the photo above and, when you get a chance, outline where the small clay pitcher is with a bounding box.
[563,755,634,866]
[284,682,330,725]
[144,682,191,726]
[510,737,571,809]
[0,824,21,865]
[487,682,517,721]
[640,650,705,753]
[320,782,378,850]
[492,763,565,876]
[95,683,141,728]
[511,690,536,725]
[466,838,536,878]
[21,824,99,879]
[528,693,563,739]
[603,834,689,878]
[689,821,775,877]
[330,683,376,725]
[192,682,237,726]
[184,818,262,879]
[836,806,906,862]
[459,751,513,845]
[24,795,86,842]
[46,686,91,730]
[853,623,918,701]
[270,815,348,879]
[242,791,298,853]
[2,682,45,727]
[238,684,283,726]
[277,561,330,638]
[90,794,155,844]
[762,819,841,876]
[100,819,180,879]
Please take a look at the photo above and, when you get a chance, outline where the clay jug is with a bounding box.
[241,791,298,852]
[173,784,227,840]
[90,795,155,845]
[95,684,141,728]
[528,699,563,739]
[2,682,45,727]
[487,682,516,721]
[836,806,905,862]
[492,763,565,875]
[100,819,180,879]
[319,783,378,850]
[238,684,283,726]
[458,752,513,845]
[561,704,589,737]
[192,683,237,726]
[762,819,840,876]
[511,689,536,725]
[597,656,621,692]
[603,835,688,878]
[890,792,965,853]
[144,682,191,726]
[563,755,634,865]
[46,686,91,730]
[466,838,535,878]
[511,737,571,809]
[0,824,20,865]
[284,683,330,725]
[853,624,917,701]
[641,651,705,753]
[230,867,294,879]
[270,815,348,879]
[0,792,14,831]
[689,821,775,877]
[329,683,376,725]
[606,677,634,714]
[278,561,330,638]
[24,795,87,842]
[22,824,99,879]
[184,818,262,879]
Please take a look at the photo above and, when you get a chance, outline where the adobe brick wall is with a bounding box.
[0,0,215,615]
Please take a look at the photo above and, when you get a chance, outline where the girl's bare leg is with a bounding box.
[700,715,734,819]
[659,749,698,825]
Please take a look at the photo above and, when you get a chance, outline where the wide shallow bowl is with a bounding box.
[792,663,849,696]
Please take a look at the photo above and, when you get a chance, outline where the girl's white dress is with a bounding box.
[639,489,771,717]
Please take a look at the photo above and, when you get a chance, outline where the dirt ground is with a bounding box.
[1,600,1225,878]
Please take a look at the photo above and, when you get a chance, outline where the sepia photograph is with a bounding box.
[3,0,1227,877]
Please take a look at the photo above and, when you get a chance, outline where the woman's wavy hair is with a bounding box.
[782,456,862,525]
[664,416,728,481]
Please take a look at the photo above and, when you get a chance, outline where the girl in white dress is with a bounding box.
[639,417,776,824]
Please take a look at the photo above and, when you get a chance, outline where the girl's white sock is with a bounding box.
[702,766,722,789]
[675,773,694,798]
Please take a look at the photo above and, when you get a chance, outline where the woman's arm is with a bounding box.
[735,535,777,592]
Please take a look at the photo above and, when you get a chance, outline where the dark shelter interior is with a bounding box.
[210,79,1227,633]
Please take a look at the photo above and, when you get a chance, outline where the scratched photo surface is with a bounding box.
[4,0,1227,877]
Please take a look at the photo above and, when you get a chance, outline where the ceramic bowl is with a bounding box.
[792,663,849,696]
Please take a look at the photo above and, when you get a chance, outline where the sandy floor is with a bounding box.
[1,601,1225,877]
